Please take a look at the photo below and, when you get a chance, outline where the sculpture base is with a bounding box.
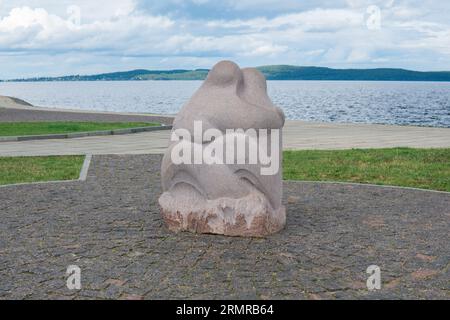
[159,185,285,237]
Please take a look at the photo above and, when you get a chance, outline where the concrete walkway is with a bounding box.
[283,121,450,150]
[1,120,449,156]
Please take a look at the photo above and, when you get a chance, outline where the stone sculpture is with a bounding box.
[159,60,285,237]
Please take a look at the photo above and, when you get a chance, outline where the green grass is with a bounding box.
[0,121,160,137]
[2,148,449,191]
[0,155,85,185]
[283,148,450,192]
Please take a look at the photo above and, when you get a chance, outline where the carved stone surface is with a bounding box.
[159,60,286,237]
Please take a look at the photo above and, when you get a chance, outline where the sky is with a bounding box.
[0,0,449,78]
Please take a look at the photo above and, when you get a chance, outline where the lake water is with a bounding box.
[1,80,449,127]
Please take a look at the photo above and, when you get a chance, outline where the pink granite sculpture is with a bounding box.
[159,60,285,237]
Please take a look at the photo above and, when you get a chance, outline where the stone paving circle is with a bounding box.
[0,155,448,299]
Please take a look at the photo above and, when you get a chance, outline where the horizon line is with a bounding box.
[3,64,450,81]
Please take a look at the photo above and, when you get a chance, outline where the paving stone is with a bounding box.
[0,154,448,299]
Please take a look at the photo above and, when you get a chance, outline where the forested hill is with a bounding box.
[258,66,450,81]
[5,66,450,81]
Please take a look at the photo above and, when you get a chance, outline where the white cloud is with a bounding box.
[0,0,450,77]
[0,0,138,22]
[207,9,364,32]
[0,6,174,52]
[347,48,370,62]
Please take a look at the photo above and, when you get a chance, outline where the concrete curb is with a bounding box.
[285,179,450,194]
[78,154,92,181]
[0,125,172,143]
[0,153,93,188]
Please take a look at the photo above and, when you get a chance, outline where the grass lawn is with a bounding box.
[0,121,160,137]
[1,148,449,190]
[283,148,450,192]
[0,155,85,185]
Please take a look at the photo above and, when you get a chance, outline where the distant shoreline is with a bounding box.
[3,65,450,82]
[3,79,450,83]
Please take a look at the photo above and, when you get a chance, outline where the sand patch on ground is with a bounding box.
[0,95,174,126]
[0,95,33,109]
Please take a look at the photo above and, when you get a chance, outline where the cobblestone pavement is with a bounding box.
[0,155,448,299]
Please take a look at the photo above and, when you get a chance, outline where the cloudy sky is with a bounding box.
[0,0,449,78]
